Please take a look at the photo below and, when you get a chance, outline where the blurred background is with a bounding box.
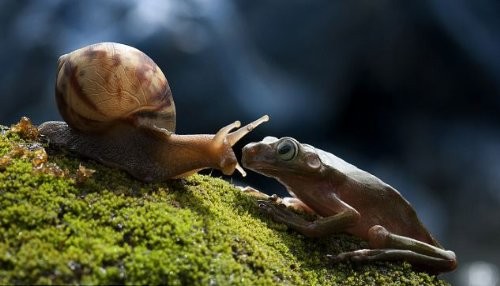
[1,0,499,284]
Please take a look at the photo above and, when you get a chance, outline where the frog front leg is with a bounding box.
[330,225,457,273]
[258,200,360,238]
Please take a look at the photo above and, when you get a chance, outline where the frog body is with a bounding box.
[241,136,456,274]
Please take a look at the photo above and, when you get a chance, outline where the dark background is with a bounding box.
[1,1,499,285]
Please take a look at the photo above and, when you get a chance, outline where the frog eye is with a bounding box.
[276,139,298,161]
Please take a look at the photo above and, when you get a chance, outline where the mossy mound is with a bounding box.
[0,120,449,285]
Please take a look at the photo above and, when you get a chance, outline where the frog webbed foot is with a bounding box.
[239,187,284,203]
[328,249,390,264]
[328,247,457,274]
[258,200,299,224]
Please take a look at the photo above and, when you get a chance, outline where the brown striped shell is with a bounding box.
[55,42,176,133]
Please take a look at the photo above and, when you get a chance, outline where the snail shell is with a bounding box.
[55,42,176,133]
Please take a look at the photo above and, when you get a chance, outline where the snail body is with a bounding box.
[39,42,269,181]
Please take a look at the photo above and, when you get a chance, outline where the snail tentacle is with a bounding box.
[227,115,270,146]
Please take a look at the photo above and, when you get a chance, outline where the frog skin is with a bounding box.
[241,136,457,274]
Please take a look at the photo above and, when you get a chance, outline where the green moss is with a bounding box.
[0,123,449,285]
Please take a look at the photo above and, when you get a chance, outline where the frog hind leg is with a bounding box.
[330,225,457,273]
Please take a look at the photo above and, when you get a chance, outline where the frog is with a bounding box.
[241,136,457,274]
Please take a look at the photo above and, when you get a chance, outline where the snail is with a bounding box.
[38,42,269,182]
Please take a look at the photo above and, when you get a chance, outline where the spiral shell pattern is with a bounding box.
[55,42,176,133]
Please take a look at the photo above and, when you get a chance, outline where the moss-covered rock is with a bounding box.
[0,120,449,285]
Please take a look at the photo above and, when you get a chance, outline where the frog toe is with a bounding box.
[329,249,384,263]
[257,200,279,215]
[257,200,292,222]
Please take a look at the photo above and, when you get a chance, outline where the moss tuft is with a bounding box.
[0,121,449,285]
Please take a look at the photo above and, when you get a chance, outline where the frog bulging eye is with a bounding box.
[277,139,298,161]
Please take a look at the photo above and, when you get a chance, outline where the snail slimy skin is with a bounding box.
[39,42,269,182]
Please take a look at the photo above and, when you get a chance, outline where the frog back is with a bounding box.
[312,147,440,246]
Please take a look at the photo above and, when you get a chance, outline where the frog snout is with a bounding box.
[241,143,257,167]
[241,142,272,168]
